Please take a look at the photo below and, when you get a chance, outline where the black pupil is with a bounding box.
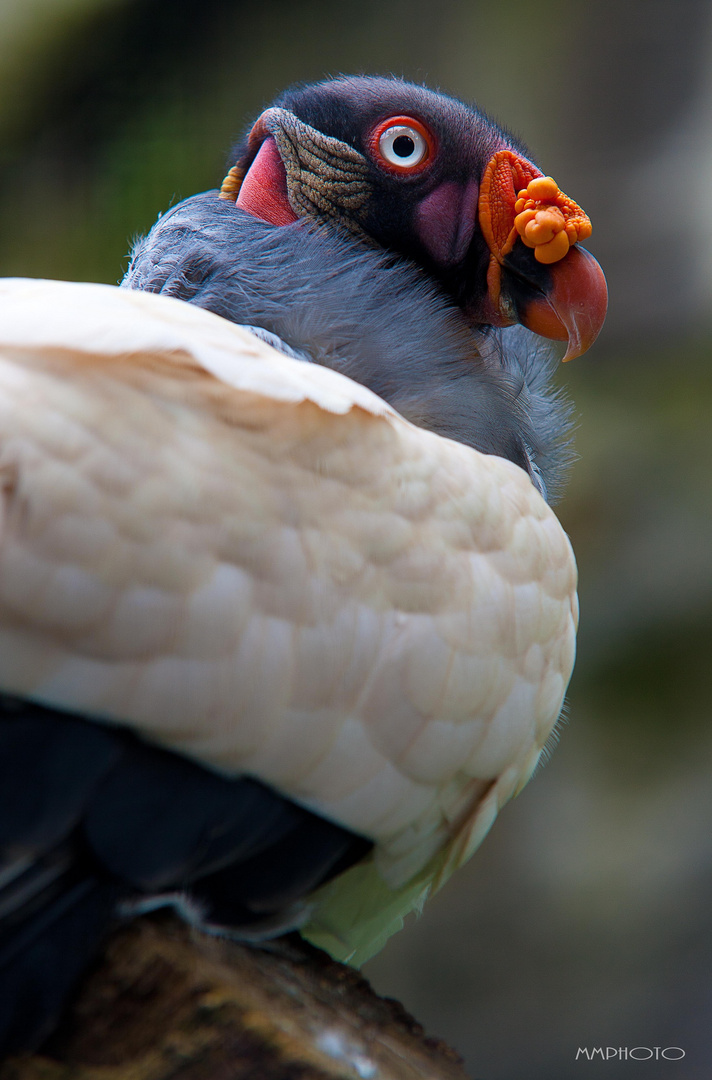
[392,135,415,158]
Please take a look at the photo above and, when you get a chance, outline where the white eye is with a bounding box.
[378,125,428,169]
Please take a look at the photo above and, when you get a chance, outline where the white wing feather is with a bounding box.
[0,278,577,960]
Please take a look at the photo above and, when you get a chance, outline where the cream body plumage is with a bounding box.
[0,280,576,898]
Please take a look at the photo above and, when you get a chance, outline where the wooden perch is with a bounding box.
[1,913,471,1080]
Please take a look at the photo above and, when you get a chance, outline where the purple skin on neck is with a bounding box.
[414,179,479,266]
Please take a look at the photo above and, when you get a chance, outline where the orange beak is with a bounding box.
[478,149,608,359]
[506,244,608,361]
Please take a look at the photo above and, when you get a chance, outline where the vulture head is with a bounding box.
[126,77,607,504]
[222,75,607,360]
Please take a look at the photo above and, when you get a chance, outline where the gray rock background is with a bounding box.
[1,1,710,1076]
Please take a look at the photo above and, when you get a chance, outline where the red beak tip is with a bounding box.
[520,245,608,361]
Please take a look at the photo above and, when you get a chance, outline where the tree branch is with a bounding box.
[1,913,470,1080]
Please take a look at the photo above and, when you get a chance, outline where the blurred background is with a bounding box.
[1,0,710,1076]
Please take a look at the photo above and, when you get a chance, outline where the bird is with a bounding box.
[0,75,605,1055]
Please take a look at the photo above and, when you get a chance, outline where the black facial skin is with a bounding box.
[498,239,557,328]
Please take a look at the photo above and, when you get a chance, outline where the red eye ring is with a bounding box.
[368,115,436,175]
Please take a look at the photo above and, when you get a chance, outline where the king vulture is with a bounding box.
[0,76,606,1054]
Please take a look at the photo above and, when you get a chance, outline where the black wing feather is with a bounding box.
[0,699,371,1054]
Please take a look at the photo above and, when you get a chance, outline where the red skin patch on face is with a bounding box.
[236,137,298,226]
[414,179,479,266]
